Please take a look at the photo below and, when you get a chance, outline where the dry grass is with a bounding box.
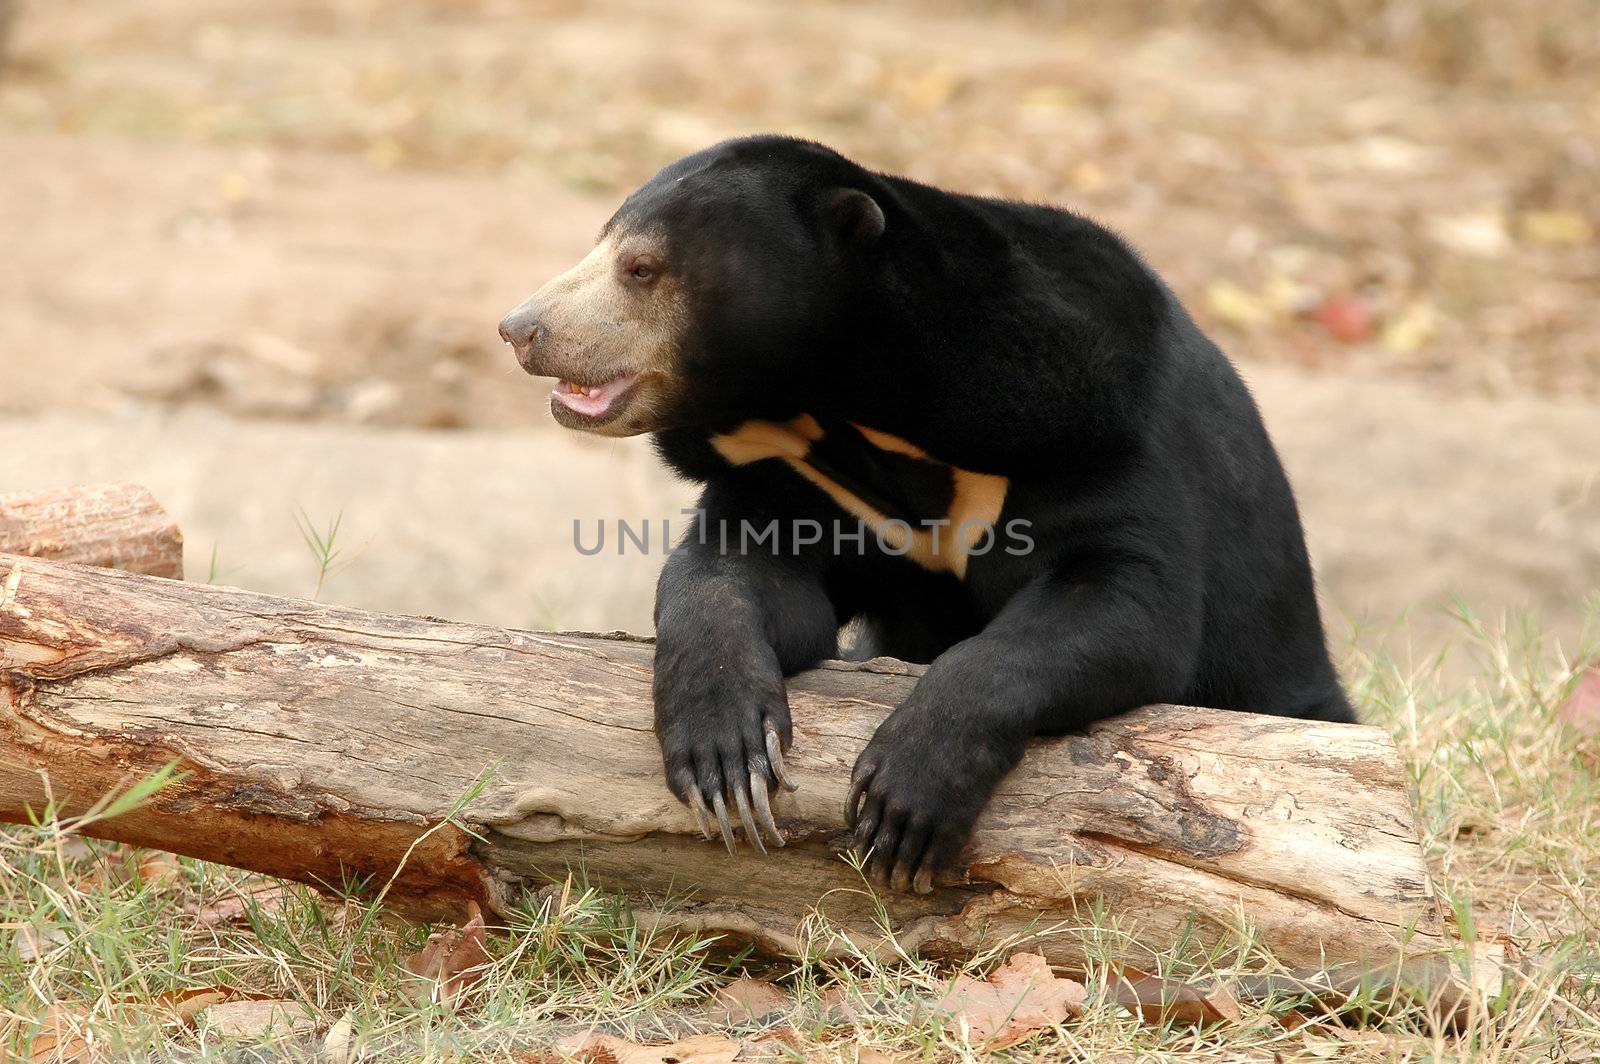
[3,607,1597,1062]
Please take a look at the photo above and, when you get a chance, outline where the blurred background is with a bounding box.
[1,0,1596,658]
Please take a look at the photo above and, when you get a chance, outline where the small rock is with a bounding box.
[1426,209,1509,258]
[15,922,68,962]
[343,379,404,422]
[198,999,317,1040]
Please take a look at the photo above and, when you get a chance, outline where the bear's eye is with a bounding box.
[623,256,659,285]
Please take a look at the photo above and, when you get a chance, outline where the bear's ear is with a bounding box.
[825,188,886,246]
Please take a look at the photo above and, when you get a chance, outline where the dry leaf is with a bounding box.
[78,844,169,892]
[25,986,244,1059]
[1558,666,1600,734]
[815,983,895,1024]
[153,986,238,1024]
[401,910,489,1007]
[936,952,1086,1048]
[1262,273,1320,316]
[220,171,251,205]
[1204,279,1271,328]
[135,849,185,888]
[1519,209,1593,246]
[1069,160,1106,194]
[1108,966,1242,1027]
[558,1032,742,1064]
[26,1006,90,1063]
[1294,1037,1348,1059]
[857,1050,913,1064]
[816,984,861,1023]
[98,843,140,887]
[741,1028,806,1061]
[1381,301,1438,354]
[57,837,95,862]
[198,998,317,1040]
[900,67,963,112]
[1314,295,1374,345]
[184,883,292,927]
[322,1011,355,1064]
[701,975,792,1025]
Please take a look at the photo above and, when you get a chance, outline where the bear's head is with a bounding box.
[499,136,889,437]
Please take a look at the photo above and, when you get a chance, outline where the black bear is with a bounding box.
[499,135,1354,894]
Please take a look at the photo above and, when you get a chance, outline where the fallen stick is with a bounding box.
[0,550,1467,998]
[0,483,183,578]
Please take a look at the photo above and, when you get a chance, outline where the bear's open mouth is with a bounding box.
[550,372,641,427]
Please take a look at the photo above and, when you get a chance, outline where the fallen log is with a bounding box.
[0,550,1460,994]
[0,483,183,578]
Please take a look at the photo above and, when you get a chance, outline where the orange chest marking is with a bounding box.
[709,415,1009,579]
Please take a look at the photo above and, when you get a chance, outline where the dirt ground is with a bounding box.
[1,0,1597,654]
[2,10,1600,1060]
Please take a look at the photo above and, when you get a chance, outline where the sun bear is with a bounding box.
[499,135,1354,894]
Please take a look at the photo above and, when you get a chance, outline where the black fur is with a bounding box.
[619,136,1352,889]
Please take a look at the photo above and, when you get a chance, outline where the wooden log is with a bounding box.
[0,551,1459,994]
[0,483,183,578]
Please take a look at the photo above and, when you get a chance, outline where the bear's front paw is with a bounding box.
[846,704,1019,894]
[655,651,795,855]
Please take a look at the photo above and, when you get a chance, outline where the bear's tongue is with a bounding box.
[552,373,638,419]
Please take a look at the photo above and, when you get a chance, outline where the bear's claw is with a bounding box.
[766,728,797,792]
[681,764,787,853]
[845,707,1009,895]
[732,782,766,855]
[656,664,794,853]
[710,790,737,856]
[748,771,785,847]
[687,790,715,841]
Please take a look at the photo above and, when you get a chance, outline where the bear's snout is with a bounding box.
[498,303,548,375]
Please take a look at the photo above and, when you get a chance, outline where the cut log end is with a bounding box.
[0,482,183,579]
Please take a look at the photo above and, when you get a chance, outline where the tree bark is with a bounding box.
[0,483,183,579]
[0,551,1459,994]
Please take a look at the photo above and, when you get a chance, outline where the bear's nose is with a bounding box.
[498,304,547,374]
